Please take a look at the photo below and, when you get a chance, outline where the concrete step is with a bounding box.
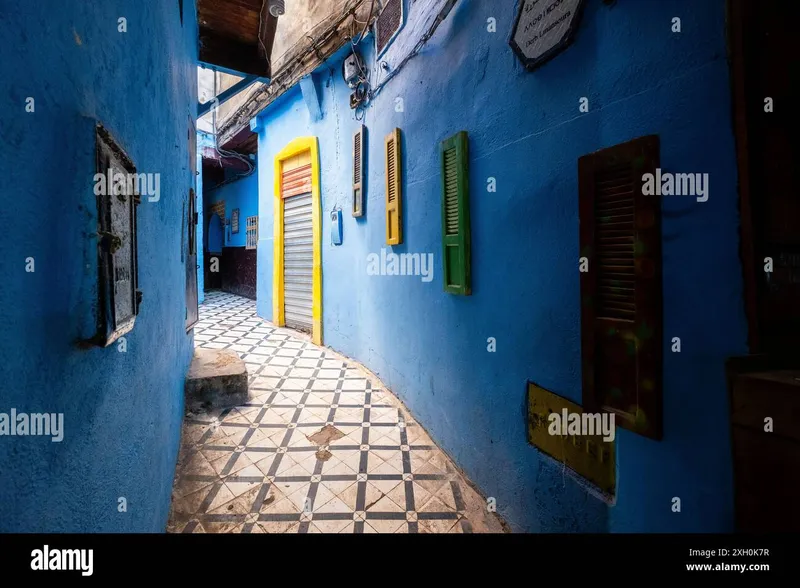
[185,348,249,411]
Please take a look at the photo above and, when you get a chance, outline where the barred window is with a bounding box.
[246,216,258,250]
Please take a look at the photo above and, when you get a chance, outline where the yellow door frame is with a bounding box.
[273,137,323,345]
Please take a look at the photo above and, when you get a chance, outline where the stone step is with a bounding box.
[185,348,249,411]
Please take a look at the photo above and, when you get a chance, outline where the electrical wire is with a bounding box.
[352,0,376,45]
[208,139,256,190]
[258,0,272,72]
[371,0,458,99]
[218,0,373,138]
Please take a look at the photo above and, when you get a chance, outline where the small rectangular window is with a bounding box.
[375,0,404,57]
[246,216,259,250]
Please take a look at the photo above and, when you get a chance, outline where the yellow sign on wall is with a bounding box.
[526,381,616,496]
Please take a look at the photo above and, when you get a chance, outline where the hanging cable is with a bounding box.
[371,0,458,99]
[352,0,376,45]
[218,0,374,139]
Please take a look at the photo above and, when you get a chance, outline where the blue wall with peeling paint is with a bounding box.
[254,0,746,532]
[0,0,198,531]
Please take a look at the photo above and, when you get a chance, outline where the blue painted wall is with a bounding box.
[197,132,217,303]
[205,170,258,248]
[254,0,747,532]
[0,0,198,531]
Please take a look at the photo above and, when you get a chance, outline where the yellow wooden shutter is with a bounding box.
[385,128,402,245]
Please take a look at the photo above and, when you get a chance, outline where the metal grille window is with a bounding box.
[375,0,404,56]
[246,216,258,250]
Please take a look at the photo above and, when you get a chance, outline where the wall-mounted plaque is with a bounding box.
[510,0,586,71]
[231,208,240,234]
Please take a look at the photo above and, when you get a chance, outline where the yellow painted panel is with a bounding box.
[526,381,616,495]
[283,150,311,172]
[273,137,322,345]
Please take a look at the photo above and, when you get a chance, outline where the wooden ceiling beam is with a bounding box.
[196,0,277,80]
[199,26,271,79]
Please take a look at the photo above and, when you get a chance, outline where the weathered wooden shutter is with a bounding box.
[578,135,662,440]
[385,128,402,245]
[353,125,365,217]
[441,131,471,295]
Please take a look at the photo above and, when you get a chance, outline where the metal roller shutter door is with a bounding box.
[283,192,313,332]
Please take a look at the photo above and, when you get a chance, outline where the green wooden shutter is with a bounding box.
[578,134,663,440]
[441,131,471,295]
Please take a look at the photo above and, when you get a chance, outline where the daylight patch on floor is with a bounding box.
[168,291,506,534]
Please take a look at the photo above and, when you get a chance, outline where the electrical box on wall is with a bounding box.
[342,51,365,88]
[331,208,343,245]
[91,124,142,347]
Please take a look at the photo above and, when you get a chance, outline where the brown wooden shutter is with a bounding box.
[579,135,663,440]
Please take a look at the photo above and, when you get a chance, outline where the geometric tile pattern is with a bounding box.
[168,291,506,534]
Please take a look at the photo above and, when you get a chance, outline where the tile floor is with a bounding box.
[168,291,506,534]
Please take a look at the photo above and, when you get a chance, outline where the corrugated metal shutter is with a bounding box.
[283,192,313,332]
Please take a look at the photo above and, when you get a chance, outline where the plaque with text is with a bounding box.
[510,0,586,71]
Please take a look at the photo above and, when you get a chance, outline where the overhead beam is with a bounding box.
[201,146,252,172]
[216,0,376,145]
[199,23,275,79]
[197,74,259,118]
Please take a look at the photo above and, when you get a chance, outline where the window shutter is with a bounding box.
[441,131,471,295]
[578,135,662,440]
[385,128,402,245]
[353,125,365,217]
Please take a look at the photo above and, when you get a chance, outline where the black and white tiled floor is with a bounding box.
[168,291,506,534]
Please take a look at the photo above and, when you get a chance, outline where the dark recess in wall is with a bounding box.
[219,247,257,299]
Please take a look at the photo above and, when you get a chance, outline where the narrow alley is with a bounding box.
[2,0,798,567]
[169,292,505,533]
